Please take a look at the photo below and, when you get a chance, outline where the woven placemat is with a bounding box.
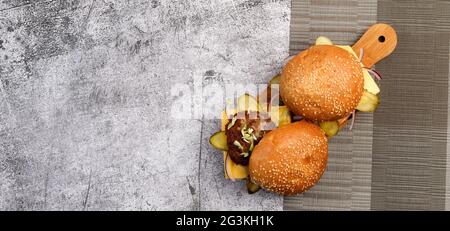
[284,0,450,210]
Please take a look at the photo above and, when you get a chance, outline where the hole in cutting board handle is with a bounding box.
[378,35,386,43]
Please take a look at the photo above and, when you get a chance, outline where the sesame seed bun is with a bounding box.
[280,45,364,121]
[249,121,328,195]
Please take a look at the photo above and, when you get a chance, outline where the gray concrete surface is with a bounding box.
[0,0,290,210]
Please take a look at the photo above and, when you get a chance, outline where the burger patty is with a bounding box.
[225,111,276,165]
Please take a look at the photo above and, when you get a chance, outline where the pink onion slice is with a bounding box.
[359,48,364,62]
[292,115,303,121]
[364,67,382,81]
[369,69,382,80]
[349,110,356,131]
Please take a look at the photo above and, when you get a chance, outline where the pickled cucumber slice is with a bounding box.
[237,94,262,112]
[356,91,380,112]
[269,106,291,127]
[209,131,228,151]
[246,179,261,194]
[267,75,284,106]
[269,75,280,85]
[315,36,333,45]
[363,69,380,95]
[319,121,339,137]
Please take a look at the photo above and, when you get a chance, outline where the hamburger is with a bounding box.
[249,121,328,195]
[280,45,364,121]
[209,94,292,183]
[209,35,385,196]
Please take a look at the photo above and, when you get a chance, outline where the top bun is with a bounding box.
[280,45,364,121]
[249,121,328,195]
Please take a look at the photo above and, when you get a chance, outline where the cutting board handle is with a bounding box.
[352,23,397,68]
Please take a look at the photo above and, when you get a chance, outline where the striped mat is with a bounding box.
[284,0,450,211]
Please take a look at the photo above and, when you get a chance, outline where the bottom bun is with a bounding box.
[249,121,328,195]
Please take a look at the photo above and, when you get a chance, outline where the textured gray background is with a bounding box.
[0,0,290,210]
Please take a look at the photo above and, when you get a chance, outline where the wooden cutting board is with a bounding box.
[336,23,398,126]
[352,23,397,68]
